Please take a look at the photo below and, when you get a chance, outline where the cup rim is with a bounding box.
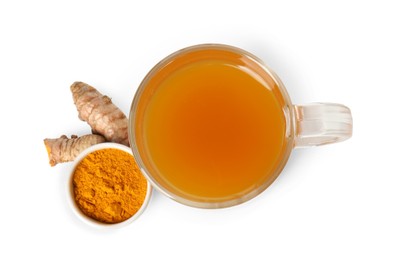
[129,43,294,209]
[66,142,152,229]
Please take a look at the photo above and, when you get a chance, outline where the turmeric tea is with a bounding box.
[72,148,147,224]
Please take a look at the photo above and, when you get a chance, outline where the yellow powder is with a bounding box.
[72,148,147,224]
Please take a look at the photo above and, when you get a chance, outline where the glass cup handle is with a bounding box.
[293,103,353,147]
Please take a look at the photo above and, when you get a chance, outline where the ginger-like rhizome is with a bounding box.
[44,82,129,166]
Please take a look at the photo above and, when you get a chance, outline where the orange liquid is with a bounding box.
[136,48,287,202]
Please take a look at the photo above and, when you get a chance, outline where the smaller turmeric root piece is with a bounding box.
[71,82,129,146]
[44,134,106,167]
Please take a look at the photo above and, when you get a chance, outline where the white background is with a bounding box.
[1,0,394,259]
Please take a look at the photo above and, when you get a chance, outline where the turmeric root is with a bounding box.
[70,81,129,146]
[44,134,106,166]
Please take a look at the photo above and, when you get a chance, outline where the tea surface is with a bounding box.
[142,51,286,201]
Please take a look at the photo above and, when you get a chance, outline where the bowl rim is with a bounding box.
[66,142,152,229]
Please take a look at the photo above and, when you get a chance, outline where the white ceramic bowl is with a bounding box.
[66,142,152,229]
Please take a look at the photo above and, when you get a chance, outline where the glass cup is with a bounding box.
[129,44,352,209]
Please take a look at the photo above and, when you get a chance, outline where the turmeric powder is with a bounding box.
[73,148,147,224]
